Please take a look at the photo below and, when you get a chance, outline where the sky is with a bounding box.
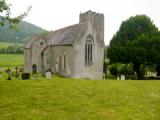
[7,0,160,45]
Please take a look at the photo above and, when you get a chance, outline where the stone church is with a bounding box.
[24,10,104,79]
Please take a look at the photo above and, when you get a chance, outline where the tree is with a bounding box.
[0,0,31,29]
[107,15,160,79]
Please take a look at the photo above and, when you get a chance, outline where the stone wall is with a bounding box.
[24,48,31,73]
[24,39,47,73]
[50,45,74,77]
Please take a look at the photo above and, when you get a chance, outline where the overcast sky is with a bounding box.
[7,0,160,45]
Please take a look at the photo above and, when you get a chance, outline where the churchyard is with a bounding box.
[0,57,160,119]
[0,51,159,120]
[0,76,160,119]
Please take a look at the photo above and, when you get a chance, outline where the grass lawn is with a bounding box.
[0,76,160,120]
[0,54,23,67]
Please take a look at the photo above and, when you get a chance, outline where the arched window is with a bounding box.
[85,35,93,64]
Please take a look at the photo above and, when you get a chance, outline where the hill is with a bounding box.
[0,78,160,119]
[0,20,46,43]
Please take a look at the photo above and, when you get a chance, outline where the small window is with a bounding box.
[40,40,44,46]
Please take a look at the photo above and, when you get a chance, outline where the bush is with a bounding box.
[109,64,118,76]
[118,64,133,75]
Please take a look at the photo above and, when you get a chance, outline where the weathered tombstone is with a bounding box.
[6,68,12,80]
[120,74,125,80]
[117,76,120,80]
[45,71,51,79]
[134,72,138,80]
[22,73,30,80]
[32,64,37,75]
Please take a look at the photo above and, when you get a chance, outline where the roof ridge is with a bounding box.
[47,23,87,45]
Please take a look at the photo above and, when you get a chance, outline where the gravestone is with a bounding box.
[120,74,125,80]
[134,72,138,80]
[32,64,37,74]
[45,71,51,79]
[22,73,30,80]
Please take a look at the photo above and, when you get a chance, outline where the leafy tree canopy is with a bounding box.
[110,15,158,46]
[108,15,160,79]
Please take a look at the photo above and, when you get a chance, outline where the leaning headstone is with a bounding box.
[120,74,125,80]
[45,71,51,79]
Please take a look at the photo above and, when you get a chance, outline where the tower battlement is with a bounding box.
[79,10,104,24]
[79,10,104,44]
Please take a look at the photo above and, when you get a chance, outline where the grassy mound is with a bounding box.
[0,77,160,120]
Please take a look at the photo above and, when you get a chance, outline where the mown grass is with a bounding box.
[0,76,160,120]
[0,54,23,67]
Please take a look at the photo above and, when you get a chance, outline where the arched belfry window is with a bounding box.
[85,35,93,64]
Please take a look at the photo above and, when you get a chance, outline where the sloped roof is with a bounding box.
[25,23,87,48]
[24,34,46,48]
[41,45,49,53]
[47,23,87,45]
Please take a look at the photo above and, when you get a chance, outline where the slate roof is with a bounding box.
[47,23,87,45]
[25,23,87,48]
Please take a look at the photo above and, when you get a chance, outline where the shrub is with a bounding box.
[109,64,118,76]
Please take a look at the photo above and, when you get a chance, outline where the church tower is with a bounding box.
[79,10,104,45]
[72,10,105,79]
